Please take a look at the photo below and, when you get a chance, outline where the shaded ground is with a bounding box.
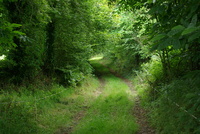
[124,79,155,134]
[133,97,155,134]
[107,66,155,134]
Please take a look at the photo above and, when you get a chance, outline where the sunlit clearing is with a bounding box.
[89,55,104,61]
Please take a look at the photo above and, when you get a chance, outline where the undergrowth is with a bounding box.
[132,55,200,134]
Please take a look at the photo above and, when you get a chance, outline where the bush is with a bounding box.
[134,56,200,133]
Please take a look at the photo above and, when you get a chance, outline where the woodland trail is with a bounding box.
[58,58,155,134]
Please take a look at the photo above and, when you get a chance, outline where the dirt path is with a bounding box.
[57,60,155,134]
[108,68,155,134]
[123,79,155,134]
[94,77,105,97]
[56,77,105,134]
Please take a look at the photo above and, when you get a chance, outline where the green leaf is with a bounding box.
[167,25,185,37]
[151,34,166,42]
[150,43,159,52]
[10,23,22,28]
[171,25,185,31]
[181,27,198,35]
[185,43,189,50]
[189,14,197,27]
[13,31,25,35]
[10,42,17,48]
[157,38,172,50]
[188,31,200,42]
[186,93,196,99]
[172,38,181,49]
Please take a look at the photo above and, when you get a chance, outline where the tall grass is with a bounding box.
[0,75,100,134]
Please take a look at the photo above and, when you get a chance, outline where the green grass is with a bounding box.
[72,59,138,134]
[37,76,100,134]
[0,76,100,134]
[0,57,138,134]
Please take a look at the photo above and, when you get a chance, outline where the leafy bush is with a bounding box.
[104,10,150,76]
[133,57,200,133]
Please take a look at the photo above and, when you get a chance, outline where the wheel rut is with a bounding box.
[108,67,155,134]
[56,76,105,134]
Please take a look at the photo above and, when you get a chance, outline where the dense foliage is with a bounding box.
[106,0,200,133]
[120,0,199,75]
[0,0,116,86]
[0,1,121,133]
[104,8,151,75]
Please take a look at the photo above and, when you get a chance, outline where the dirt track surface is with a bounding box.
[108,68,156,134]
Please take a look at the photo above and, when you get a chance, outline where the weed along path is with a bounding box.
[57,57,154,134]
